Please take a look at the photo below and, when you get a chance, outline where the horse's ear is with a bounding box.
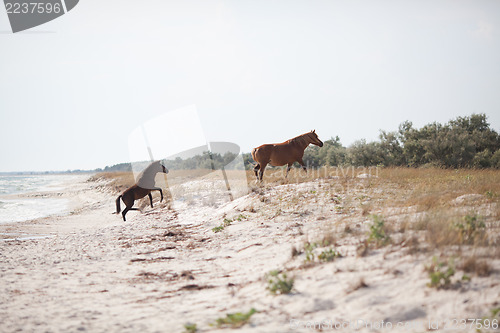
[313,129,316,133]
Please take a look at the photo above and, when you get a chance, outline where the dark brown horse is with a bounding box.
[251,130,323,181]
[115,160,168,221]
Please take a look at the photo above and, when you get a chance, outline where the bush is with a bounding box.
[101,114,499,171]
[183,323,197,333]
[318,248,341,262]
[266,270,294,295]
[491,150,500,169]
[367,215,391,247]
[212,308,257,328]
[454,214,486,244]
[426,257,456,289]
[306,114,500,169]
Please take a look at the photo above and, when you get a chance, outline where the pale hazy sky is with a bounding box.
[1,0,499,172]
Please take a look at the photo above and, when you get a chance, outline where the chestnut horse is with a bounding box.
[115,160,168,221]
[251,130,323,181]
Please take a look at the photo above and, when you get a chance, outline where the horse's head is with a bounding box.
[151,160,169,174]
[158,160,169,174]
[136,160,169,188]
[308,130,323,147]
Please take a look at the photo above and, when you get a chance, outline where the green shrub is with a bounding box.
[212,225,225,233]
[454,214,486,244]
[212,308,257,328]
[426,257,455,289]
[266,270,294,295]
[212,215,247,233]
[318,248,341,262]
[368,215,391,247]
[304,242,317,262]
[183,323,197,333]
[303,114,500,168]
[491,150,500,169]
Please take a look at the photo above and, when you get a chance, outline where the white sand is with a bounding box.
[1,176,499,332]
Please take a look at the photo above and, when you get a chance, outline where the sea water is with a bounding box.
[0,174,81,223]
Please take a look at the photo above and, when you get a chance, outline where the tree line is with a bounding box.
[101,114,500,172]
[299,114,500,168]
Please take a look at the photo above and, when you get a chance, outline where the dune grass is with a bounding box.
[95,167,500,257]
[90,172,135,193]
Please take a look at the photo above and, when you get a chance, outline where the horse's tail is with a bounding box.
[115,195,122,214]
[251,147,258,161]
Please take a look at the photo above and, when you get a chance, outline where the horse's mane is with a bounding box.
[288,132,312,146]
[137,160,162,188]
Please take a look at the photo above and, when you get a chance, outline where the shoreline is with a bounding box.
[0,174,115,239]
[1,171,499,332]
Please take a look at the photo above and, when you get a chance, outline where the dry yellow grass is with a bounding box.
[377,168,500,206]
[93,169,217,193]
[459,256,492,277]
[99,166,500,205]
[90,172,135,193]
[96,166,500,211]
[95,166,500,258]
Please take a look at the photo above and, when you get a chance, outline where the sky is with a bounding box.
[1,0,499,172]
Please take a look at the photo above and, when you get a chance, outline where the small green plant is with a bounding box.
[303,240,341,263]
[335,205,344,213]
[234,214,247,221]
[454,214,485,244]
[318,248,341,262]
[212,225,225,233]
[212,308,257,328]
[368,215,390,247]
[266,270,294,295]
[304,242,317,262]
[183,323,198,333]
[485,190,497,199]
[426,257,455,289]
[212,215,246,233]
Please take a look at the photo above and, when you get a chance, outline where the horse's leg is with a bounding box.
[298,158,307,173]
[259,163,267,182]
[122,206,140,221]
[285,163,292,178]
[122,207,128,221]
[253,164,261,181]
[152,187,163,202]
[148,192,153,208]
[121,194,134,221]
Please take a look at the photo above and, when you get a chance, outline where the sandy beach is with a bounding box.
[1,172,499,332]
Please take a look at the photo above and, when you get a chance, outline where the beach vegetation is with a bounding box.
[183,323,197,333]
[368,215,391,247]
[212,308,257,328]
[318,248,341,262]
[454,213,486,244]
[426,257,456,289]
[266,270,294,295]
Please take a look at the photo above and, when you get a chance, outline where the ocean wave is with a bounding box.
[0,175,82,223]
[0,198,69,223]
